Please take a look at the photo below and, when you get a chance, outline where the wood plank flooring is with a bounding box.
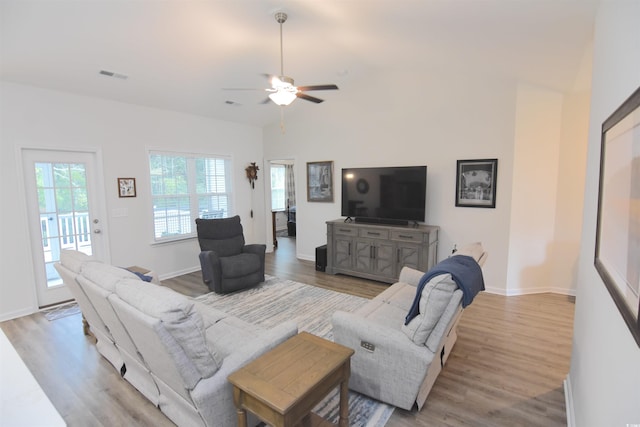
[0,236,574,426]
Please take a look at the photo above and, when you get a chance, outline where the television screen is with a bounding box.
[341,166,427,223]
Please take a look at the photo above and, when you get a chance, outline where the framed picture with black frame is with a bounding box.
[455,159,498,208]
[594,85,640,347]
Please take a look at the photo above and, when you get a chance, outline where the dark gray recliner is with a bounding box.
[195,216,266,294]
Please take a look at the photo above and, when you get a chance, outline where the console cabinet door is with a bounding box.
[354,239,394,280]
[374,242,395,278]
[355,240,376,273]
[333,236,353,270]
[396,242,422,272]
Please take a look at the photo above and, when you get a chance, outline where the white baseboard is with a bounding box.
[298,254,314,262]
[0,306,38,322]
[484,286,577,297]
[158,265,201,281]
[564,375,575,427]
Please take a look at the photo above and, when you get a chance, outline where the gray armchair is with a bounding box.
[196,216,266,294]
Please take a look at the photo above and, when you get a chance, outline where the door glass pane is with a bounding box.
[53,163,70,187]
[34,162,92,288]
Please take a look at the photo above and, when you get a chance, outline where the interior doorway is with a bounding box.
[269,159,296,252]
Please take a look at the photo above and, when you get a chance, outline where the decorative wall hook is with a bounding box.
[245,162,259,189]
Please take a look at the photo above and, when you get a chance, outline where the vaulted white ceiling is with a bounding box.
[0,0,599,127]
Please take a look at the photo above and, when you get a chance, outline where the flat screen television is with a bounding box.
[341,166,427,225]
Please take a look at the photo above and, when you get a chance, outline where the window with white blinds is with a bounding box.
[149,151,232,242]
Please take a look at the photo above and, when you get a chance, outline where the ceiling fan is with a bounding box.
[227,12,339,106]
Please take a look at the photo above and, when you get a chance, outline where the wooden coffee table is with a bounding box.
[228,332,354,427]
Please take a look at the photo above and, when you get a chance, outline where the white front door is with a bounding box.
[22,149,107,308]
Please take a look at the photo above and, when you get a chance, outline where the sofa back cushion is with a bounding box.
[195,216,245,257]
[114,279,221,389]
[60,249,95,273]
[80,262,139,292]
[425,289,463,353]
[401,273,458,345]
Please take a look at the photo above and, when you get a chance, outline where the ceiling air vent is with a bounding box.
[99,70,128,80]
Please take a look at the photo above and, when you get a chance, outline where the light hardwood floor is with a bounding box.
[0,236,574,426]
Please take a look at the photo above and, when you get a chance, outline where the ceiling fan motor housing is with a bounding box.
[274,12,287,24]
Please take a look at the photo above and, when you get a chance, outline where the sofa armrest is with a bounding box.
[398,266,427,288]
[242,244,266,280]
[332,311,432,363]
[332,310,434,410]
[199,251,221,290]
[242,243,266,256]
[222,320,298,372]
[190,320,298,427]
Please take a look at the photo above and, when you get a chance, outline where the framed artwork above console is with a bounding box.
[455,159,498,208]
[307,161,333,202]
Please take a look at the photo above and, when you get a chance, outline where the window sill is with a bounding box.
[150,235,197,246]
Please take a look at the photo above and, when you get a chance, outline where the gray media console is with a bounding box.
[326,219,439,284]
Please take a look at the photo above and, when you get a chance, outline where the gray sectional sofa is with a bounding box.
[332,243,487,411]
[54,250,298,427]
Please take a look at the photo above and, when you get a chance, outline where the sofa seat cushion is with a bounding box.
[352,299,408,333]
[202,314,265,358]
[374,282,416,312]
[401,273,458,345]
[80,262,140,292]
[194,301,261,358]
[219,253,260,279]
[115,279,222,389]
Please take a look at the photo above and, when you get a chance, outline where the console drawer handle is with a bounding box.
[367,232,380,236]
[398,234,414,239]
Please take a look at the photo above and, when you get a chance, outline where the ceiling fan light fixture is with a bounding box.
[268,89,298,106]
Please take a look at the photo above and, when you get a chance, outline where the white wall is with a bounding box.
[0,82,263,320]
[506,84,563,295]
[569,1,640,425]
[264,67,589,297]
[551,89,591,294]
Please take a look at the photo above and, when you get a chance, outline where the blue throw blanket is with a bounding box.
[404,255,485,325]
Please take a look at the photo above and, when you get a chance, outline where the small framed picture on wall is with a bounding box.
[455,159,498,208]
[118,177,136,198]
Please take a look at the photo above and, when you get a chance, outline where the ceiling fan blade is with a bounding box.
[296,93,324,104]
[296,84,338,91]
[259,97,271,104]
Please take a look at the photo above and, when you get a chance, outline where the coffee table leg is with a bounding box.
[236,408,247,427]
[233,387,248,427]
[338,379,349,427]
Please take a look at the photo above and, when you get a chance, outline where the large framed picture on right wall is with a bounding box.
[455,158,498,208]
[595,85,640,347]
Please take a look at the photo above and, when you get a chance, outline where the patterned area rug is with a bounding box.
[195,275,394,427]
[42,301,81,321]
